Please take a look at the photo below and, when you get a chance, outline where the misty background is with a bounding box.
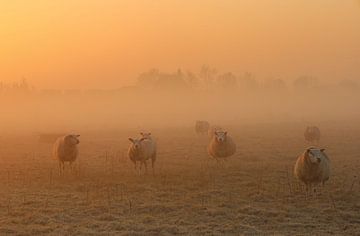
[1,68,359,134]
[1,0,359,133]
[1,0,360,89]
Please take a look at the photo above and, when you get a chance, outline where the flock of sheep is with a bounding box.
[51,122,329,194]
[195,121,330,193]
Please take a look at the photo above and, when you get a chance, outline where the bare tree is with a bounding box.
[293,75,318,90]
[199,65,217,89]
[238,72,259,91]
[217,72,237,89]
[137,69,160,88]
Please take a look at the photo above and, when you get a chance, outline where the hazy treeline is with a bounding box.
[0,67,359,133]
[1,66,359,97]
[137,65,359,92]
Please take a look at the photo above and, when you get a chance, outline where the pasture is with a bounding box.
[0,122,360,235]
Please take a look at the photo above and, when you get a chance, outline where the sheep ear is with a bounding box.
[140,138,146,142]
[75,135,80,137]
[320,148,325,152]
[128,138,134,143]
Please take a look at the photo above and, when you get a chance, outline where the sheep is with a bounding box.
[207,131,236,161]
[304,126,321,144]
[128,135,156,175]
[140,132,157,174]
[195,120,210,135]
[294,147,331,194]
[53,134,80,176]
[208,125,223,139]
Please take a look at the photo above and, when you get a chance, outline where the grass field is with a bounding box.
[0,122,360,235]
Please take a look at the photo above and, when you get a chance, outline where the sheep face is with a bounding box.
[129,138,146,149]
[65,135,80,145]
[140,132,152,139]
[306,148,325,164]
[215,131,227,143]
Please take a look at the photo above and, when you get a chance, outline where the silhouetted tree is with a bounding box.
[155,69,188,90]
[199,65,217,89]
[137,68,160,88]
[293,76,317,90]
[217,72,237,89]
[238,72,259,90]
[184,71,199,88]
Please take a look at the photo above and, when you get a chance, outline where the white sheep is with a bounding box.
[304,126,321,144]
[294,147,331,193]
[140,132,157,153]
[128,134,156,175]
[207,131,236,161]
[53,134,80,176]
[195,120,210,135]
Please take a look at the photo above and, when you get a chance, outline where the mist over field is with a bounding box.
[1,1,360,235]
[1,72,359,133]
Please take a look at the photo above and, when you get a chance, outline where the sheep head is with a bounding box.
[65,134,80,145]
[305,147,325,164]
[214,131,227,143]
[129,137,146,149]
[140,132,152,139]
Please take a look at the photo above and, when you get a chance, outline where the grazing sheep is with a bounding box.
[53,134,80,176]
[208,131,236,160]
[304,126,321,144]
[195,120,210,135]
[128,136,156,175]
[208,125,223,139]
[294,147,331,192]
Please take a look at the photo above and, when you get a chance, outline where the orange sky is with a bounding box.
[1,0,359,89]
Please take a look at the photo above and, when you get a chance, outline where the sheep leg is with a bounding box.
[139,162,143,175]
[309,183,314,198]
[69,161,73,173]
[58,161,61,176]
[59,161,64,176]
[305,184,310,199]
[133,161,137,172]
[151,158,155,176]
[143,161,148,175]
[218,159,225,169]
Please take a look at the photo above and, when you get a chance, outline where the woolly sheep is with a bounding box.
[208,131,236,160]
[195,120,210,135]
[53,134,80,176]
[140,132,157,172]
[304,126,321,144]
[128,134,156,175]
[294,147,331,191]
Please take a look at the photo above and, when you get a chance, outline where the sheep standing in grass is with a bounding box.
[128,134,156,175]
[294,147,331,193]
[53,134,80,176]
[208,125,223,139]
[304,126,321,144]
[140,132,157,174]
[208,131,236,161]
[195,120,210,135]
